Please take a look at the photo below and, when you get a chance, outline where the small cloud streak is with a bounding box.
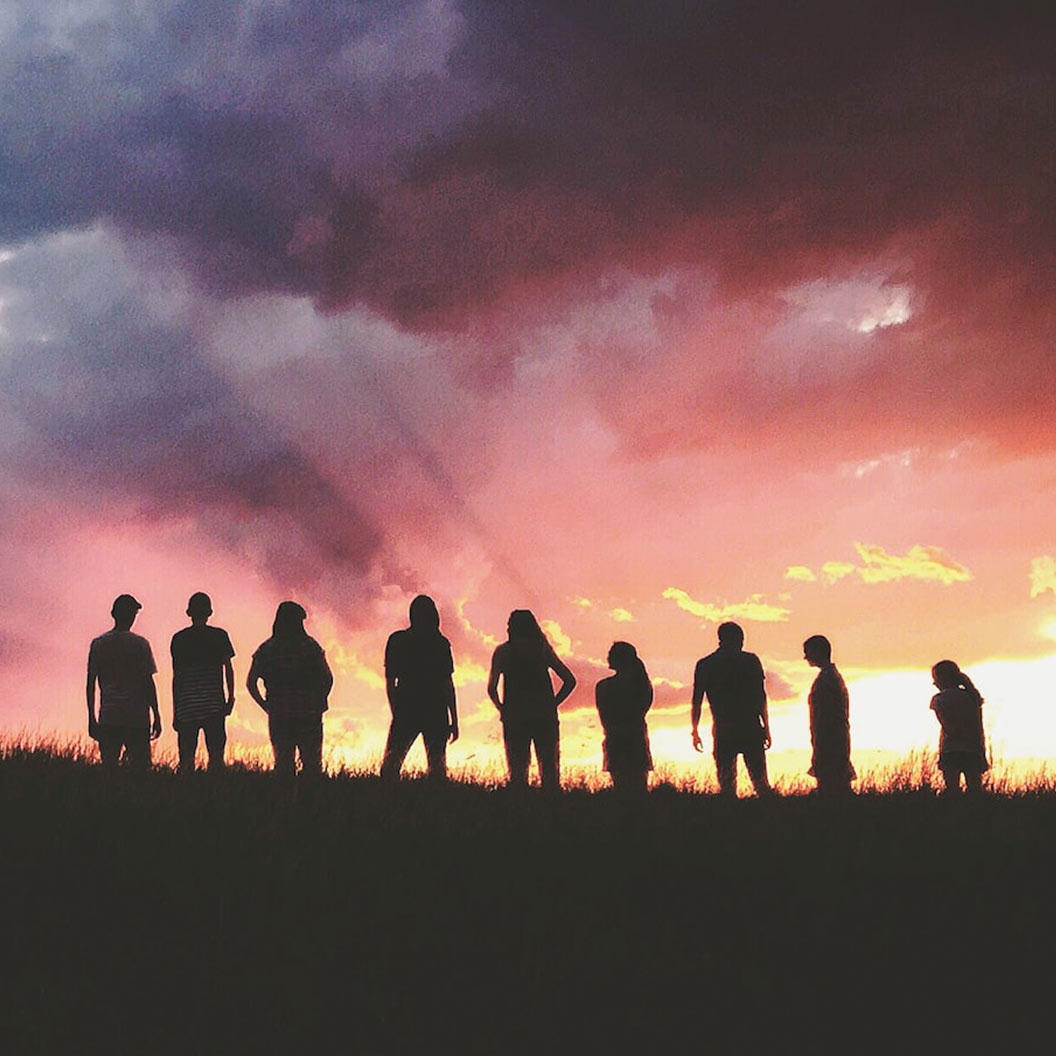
[1030,556,1056,598]
[807,544,973,587]
[609,607,634,623]
[662,588,791,624]
[854,543,972,585]
[541,619,574,658]
[822,562,858,583]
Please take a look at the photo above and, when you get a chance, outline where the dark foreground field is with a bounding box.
[2,747,1054,1055]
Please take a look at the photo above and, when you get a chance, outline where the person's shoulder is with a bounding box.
[492,641,510,663]
[304,634,326,654]
[171,625,192,645]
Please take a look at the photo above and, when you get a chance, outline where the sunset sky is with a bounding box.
[1,2,1053,783]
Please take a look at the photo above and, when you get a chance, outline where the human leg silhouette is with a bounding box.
[202,718,226,771]
[381,716,419,781]
[503,719,531,786]
[533,715,560,791]
[177,725,200,773]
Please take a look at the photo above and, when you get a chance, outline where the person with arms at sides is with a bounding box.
[595,641,654,792]
[803,634,855,795]
[86,594,161,771]
[692,621,772,797]
[930,660,989,795]
[488,610,576,790]
[170,591,236,773]
[247,601,333,778]
[381,594,459,782]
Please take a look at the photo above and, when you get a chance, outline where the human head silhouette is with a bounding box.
[717,622,744,649]
[272,600,308,638]
[187,592,213,622]
[607,640,638,672]
[508,609,544,644]
[408,594,440,633]
[932,659,962,691]
[111,593,141,631]
[803,635,832,667]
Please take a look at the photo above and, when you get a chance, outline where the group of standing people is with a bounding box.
[85,592,990,795]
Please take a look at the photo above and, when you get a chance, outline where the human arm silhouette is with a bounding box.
[447,675,459,743]
[550,654,576,708]
[246,657,267,713]
[691,659,705,752]
[757,659,771,750]
[486,650,503,714]
[224,657,235,715]
[86,659,99,740]
[147,673,161,740]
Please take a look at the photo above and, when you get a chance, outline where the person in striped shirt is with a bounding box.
[170,592,235,773]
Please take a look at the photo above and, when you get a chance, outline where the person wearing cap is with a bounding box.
[247,601,333,777]
[170,592,236,773]
[86,594,161,770]
[381,594,459,782]
[691,621,772,797]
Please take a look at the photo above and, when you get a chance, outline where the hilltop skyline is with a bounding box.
[0,2,1054,777]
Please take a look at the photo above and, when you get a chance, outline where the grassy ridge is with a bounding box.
[2,743,1054,1054]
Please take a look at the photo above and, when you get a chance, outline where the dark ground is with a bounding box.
[1,747,1053,1055]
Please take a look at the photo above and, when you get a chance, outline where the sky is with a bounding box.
[1,1,1054,783]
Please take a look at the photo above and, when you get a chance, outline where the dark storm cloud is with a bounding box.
[0,1,1050,325]
[0,235,384,599]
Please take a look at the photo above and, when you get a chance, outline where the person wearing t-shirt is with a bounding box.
[487,609,576,790]
[803,634,856,795]
[86,594,161,770]
[691,621,772,797]
[247,601,333,777]
[170,592,235,773]
[930,659,989,794]
[381,595,459,782]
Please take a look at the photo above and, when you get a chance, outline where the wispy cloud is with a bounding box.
[853,543,971,585]
[821,562,857,583]
[798,544,972,587]
[609,607,634,623]
[1030,556,1056,598]
[662,588,791,624]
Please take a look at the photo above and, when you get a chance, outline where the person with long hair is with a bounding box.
[381,594,458,782]
[595,641,654,792]
[247,601,333,777]
[930,660,989,794]
[487,610,576,789]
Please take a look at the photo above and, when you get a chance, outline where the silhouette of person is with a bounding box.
[803,635,856,795]
[692,621,772,797]
[488,610,576,790]
[86,594,161,770]
[930,660,989,795]
[170,592,235,773]
[595,641,654,792]
[380,595,459,782]
[247,601,333,778]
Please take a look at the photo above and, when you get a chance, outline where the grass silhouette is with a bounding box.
[2,737,1053,1054]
